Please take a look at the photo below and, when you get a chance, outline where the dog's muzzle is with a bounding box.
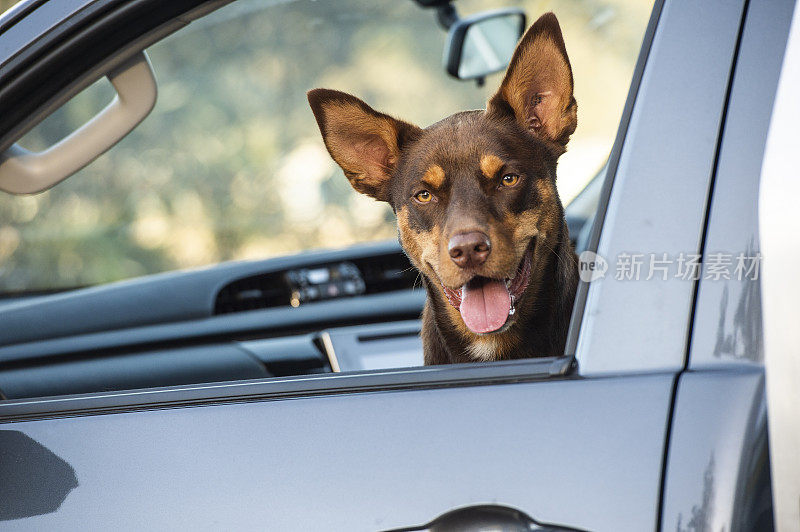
[441,252,532,333]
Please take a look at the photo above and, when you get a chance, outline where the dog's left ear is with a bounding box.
[487,12,577,150]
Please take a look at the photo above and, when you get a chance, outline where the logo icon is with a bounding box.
[578,250,608,282]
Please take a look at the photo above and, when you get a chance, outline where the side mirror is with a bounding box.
[443,9,526,81]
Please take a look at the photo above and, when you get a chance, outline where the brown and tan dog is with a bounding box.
[308,13,578,364]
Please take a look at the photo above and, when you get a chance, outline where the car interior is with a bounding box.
[0,0,649,401]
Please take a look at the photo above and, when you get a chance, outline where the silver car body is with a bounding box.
[0,0,795,529]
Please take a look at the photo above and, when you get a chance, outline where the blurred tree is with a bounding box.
[0,0,652,293]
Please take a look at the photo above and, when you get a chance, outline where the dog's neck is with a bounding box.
[421,226,578,364]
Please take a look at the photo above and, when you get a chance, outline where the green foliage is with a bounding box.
[0,0,651,292]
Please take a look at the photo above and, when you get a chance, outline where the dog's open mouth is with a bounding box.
[443,251,532,334]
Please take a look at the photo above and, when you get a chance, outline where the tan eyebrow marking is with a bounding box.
[421,164,446,189]
[480,154,504,179]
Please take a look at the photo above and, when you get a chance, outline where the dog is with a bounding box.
[308,13,579,364]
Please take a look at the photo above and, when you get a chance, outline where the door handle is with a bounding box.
[382,504,588,532]
[0,51,157,195]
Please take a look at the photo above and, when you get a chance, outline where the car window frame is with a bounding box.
[0,0,230,153]
[570,0,750,376]
[0,0,662,421]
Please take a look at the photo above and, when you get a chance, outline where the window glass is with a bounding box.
[0,0,652,293]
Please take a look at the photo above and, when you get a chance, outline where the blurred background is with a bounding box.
[0,0,652,293]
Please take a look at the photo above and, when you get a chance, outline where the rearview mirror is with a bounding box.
[443,9,525,81]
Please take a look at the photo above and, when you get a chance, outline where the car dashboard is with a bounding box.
[0,240,428,399]
[0,171,596,401]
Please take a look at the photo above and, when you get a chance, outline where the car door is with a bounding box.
[660,1,795,530]
[0,0,757,530]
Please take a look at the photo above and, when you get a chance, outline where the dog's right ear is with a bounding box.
[307,89,421,203]
[487,13,577,151]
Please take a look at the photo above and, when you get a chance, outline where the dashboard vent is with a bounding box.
[214,272,291,315]
[213,252,418,315]
[353,252,418,294]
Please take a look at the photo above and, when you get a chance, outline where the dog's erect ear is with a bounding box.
[487,13,577,149]
[308,89,421,202]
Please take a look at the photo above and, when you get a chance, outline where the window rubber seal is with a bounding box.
[0,356,576,423]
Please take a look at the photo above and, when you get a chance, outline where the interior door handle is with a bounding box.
[382,504,588,532]
[0,51,157,195]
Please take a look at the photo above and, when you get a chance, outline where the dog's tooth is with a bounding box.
[509,295,516,316]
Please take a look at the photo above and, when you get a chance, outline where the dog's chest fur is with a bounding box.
[419,225,578,365]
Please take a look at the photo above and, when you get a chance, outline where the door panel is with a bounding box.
[2,375,673,531]
[574,0,746,376]
[689,0,795,370]
[660,370,769,531]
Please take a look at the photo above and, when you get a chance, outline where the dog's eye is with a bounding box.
[414,190,433,203]
[501,174,520,187]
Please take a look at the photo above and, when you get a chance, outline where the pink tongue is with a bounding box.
[459,278,511,334]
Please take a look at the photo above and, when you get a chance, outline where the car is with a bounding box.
[0,0,797,530]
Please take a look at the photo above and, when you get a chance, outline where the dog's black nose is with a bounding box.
[448,232,491,268]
